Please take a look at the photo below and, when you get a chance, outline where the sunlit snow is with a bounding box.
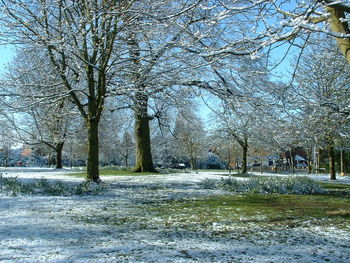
[0,168,349,262]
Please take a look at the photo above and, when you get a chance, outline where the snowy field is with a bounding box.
[1,168,350,263]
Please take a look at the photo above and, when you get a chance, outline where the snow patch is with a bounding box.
[0,168,349,262]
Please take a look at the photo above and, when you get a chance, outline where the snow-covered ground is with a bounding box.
[0,168,349,262]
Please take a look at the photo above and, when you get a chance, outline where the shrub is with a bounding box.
[200,178,219,189]
[74,180,105,195]
[200,176,325,195]
[0,177,24,196]
[0,177,105,196]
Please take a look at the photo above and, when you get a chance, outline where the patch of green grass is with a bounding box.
[198,169,230,172]
[150,194,350,228]
[320,182,350,190]
[67,169,156,177]
[217,173,258,178]
[74,191,350,240]
[66,166,185,177]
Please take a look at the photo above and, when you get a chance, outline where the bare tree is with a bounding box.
[0,0,136,182]
[115,130,134,167]
[0,121,15,167]
[290,36,350,179]
[3,48,81,169]
[173,103,206,170]
[114,1,212,172]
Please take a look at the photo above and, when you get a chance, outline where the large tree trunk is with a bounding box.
[134,112,156,172]
[190,156,197,170]
[241,136,248,174]
[87,118,101,182]
[133,94,156,173]
[55,142,64,169]
[326,4,350,64]
[328,144,336,180]
[242,145,248,174]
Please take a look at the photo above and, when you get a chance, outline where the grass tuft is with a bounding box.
[0,177,105,196]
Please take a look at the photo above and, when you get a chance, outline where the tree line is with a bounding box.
[0,0,350,181]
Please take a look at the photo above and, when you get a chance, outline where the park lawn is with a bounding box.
[2,170,350,262]
[320,182,350,191]
[66,167,184,177]
[67,169,157,177]
[145,193,350,232]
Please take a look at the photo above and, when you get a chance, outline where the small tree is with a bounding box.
[115,131,134,167]
[173,104,206,170]
[0,125,14,167]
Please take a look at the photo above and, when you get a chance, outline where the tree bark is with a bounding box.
[328,144,336,180]
[55,142,64,169]
[87,118,100,182]
[242,145,248,174]
[128,30,157,173]
[326,5,350,64]
[340,148,345,176]
[133,94,157,173]
[241,136,248,174]
[190,156,197,170]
